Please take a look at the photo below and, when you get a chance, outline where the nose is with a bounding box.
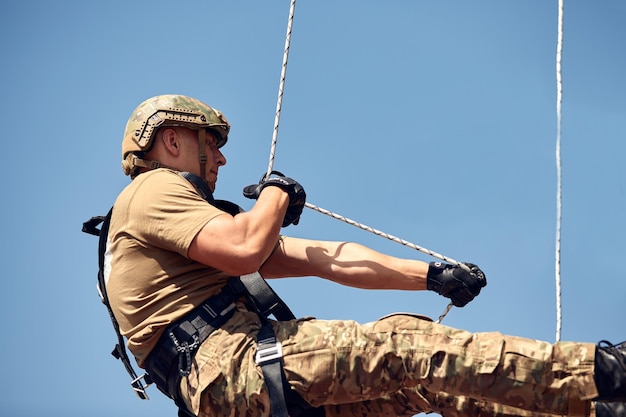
[216,148,227,166]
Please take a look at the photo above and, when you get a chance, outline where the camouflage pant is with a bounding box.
[179,307,597,417]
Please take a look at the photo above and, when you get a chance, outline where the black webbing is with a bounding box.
[179,171,214,203]
[229,273,296,321]
[82,209,151,399]
[257,321,290,417]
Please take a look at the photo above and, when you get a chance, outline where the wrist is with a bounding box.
[426,262,447,293]
[260,178,295,200]
[258,185,290,205]
[407,260,430,290]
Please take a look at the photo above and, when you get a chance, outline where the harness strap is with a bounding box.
[231,273,296,321]
[82,210,152,400]
[255,317,325,417]
[256,321,290,417]
[179,171,214,203]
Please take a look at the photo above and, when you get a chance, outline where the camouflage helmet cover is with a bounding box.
[121,94,230,176]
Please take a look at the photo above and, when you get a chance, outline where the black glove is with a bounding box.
[426,262,487,307]
[243,171,306,227]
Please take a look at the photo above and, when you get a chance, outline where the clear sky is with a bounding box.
[1,1,625,416]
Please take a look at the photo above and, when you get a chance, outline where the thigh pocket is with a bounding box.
[181,342,223,415]
[282,348,337,407]
[500,336,553,384]
[473,333,505,375]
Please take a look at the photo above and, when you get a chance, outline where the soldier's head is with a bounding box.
[122,95,230,190]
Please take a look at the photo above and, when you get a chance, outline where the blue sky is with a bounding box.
[1,1,625,416]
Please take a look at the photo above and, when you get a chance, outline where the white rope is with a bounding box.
[306,202,465,323]
[267,0,297,178]
[305,202,468,268]
[554,0,564,342]
[305,202,470,323]
[266,0,471,323]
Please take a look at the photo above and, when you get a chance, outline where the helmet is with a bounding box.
[121,94,230,177]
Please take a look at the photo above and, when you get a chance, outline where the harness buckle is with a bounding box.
[130,373,152,400]
[255,339,283,364]
[220,302,236,316]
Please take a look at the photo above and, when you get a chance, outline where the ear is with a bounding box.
[159,128,181,156]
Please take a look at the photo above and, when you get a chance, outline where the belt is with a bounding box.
[144,284,239,400]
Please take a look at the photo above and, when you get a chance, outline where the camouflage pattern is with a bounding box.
[324,388,594,417]
[121,94,230,176]
[179,309,597,417]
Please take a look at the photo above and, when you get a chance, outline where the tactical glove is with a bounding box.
[426,262,486,307]
[243,171,306,227]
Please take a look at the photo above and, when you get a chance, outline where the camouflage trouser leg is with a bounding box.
[277,313,596,417]
[183,310,596,417]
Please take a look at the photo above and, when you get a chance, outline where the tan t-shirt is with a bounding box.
[106,169,231,366]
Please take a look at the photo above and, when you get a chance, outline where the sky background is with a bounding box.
[1,1,625,416]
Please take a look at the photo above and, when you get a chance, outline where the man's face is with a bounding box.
[203,131,227,191]
[177,127,227,191]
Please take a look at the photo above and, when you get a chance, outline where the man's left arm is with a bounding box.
[260,236,486,307]
[261,236,428,290]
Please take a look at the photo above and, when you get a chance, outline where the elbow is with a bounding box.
[219,244,272,276]
[189,224,279,276]
[226,258,265,277]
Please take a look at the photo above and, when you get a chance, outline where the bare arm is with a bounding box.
[188,187,288,276]
[260,236,429,291]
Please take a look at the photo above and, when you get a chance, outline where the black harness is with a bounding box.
[82,172,323,417]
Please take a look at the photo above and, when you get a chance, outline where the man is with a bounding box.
[105,94,625,417]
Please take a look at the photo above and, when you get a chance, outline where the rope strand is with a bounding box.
[267,0,297,179]
[305,202,468,268]
[554,0,564,342]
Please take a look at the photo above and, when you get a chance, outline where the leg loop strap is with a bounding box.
[256,320,290,417]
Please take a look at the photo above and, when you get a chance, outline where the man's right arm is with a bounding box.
[188,186,289,276]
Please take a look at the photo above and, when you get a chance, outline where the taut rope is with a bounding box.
[266,0,297,180]
[554,0,564,342]
[265,0,472,323]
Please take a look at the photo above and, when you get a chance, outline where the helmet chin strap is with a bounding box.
[126,155,175,178]
[197,128,207,181]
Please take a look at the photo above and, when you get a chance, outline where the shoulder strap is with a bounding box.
[179,171,245,216]
[82,210,152,400]
[179,171,214,203]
